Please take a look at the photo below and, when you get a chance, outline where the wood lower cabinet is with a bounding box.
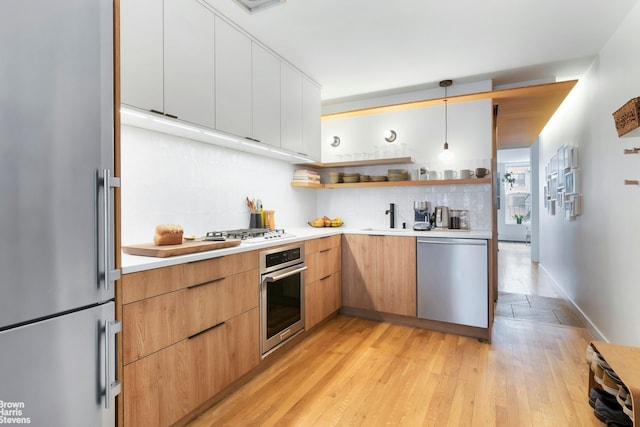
[342,234,416,316]
[122,269,258,364]
[306,273,341,329]
[305,235,341,330]
[123,308,259,427]
[121,250,260,427]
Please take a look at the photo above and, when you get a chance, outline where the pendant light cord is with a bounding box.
[439,79,452,150]
[444,88,448,145]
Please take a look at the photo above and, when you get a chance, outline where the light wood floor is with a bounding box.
[498,242,560,297]
[187,242,597,426]
[187,316,597,426]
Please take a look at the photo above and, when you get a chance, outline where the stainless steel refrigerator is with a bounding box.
[0,1,121,425]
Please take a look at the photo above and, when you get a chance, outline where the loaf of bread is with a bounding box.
[153,224,184,246]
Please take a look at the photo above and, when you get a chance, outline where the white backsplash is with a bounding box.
[120,125,317,245]
[316,182,492,230]
[121,125,492,245]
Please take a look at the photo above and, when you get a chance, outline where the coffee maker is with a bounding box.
[413,201,431,231]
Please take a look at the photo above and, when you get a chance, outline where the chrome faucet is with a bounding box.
[385,203,395,228]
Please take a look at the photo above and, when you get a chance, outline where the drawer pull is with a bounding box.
[320,248,331,253]
[187,277,226,290]
[187,255,226,264]
[188,321,225,340]
[320,274,332,281]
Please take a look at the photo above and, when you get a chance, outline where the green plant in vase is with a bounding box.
[502,172,516,190]
[514,214,525,224]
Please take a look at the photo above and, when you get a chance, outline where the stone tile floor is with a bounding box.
[496,291,585,327]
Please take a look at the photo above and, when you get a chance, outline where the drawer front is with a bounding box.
[187,307,260,403]
[123,269,259,364]
[305,234,340,255]
[305,246,340,284]
[183,250,258,288]
[188,269,259,335]
[123,308,260,427]
[122,264,184,304]
[123,290,189,364]
[123,340,195,427]
[305,272,341,330]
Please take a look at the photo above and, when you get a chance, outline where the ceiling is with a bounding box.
[202,0,637,149]
[204,0,637,103]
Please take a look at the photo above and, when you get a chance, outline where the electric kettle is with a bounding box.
[435,206,450,229]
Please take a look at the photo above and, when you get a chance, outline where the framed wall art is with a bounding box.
[565,169,580,194]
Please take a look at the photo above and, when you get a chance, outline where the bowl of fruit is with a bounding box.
[308,216,343,227]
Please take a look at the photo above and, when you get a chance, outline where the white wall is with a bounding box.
[538,1,640,345]
[321,100,493,170]
[120,125,317,245]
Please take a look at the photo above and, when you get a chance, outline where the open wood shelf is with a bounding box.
[291,181,324,188]
[589,341,640,425]
[291,177,492,189]
[300,157,415,169]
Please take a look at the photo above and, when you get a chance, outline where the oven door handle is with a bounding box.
[265,266,308,283]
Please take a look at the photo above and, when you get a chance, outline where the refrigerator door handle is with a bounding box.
[104,319,123,409]
[102,168,121,290]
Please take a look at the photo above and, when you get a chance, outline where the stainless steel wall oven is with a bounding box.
[260,244,306,357]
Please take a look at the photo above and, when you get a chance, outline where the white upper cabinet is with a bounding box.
[164,0,215,127]
[121,2,321,162]
[120,0,163,113]
[281,63,321,159]
[121,0,215,128]
[302,78,321,159]
[252,42,281,147]
[215,17,252,138]
[281,62,303,154]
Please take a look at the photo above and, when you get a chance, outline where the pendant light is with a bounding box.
[438,79,454,163]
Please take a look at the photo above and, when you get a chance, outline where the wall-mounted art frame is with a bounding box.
[565,169,580,194]
[564,194,582,220]
[565,145,578,170]
[548,174,558,201]
[543,185,549,207]
[544,145,581,219]
[557,189,564,208]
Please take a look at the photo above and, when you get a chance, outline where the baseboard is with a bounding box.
[538,263,607,342]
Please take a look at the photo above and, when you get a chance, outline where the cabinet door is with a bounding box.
[376,236,416,316]
[302,77,321,160]
[120,0,163,112]
[281,62,303,153]
[122,269,258,364]
[164,0,215,127]
[252,42,281,147]
[124,340,195,427]
[215,16,252,137]
[188,308,260,404]
[341,234,377,310]
[306,246,340,283]
[306,273,341,330]
[123,309,259,427]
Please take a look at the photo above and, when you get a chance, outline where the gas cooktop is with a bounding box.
[204,228,294,243]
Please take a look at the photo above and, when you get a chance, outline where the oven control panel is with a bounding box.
[260,244,304,273]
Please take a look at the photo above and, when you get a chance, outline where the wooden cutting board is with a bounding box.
[122,239,242,258]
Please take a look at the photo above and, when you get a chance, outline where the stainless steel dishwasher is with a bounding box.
[416,237,488,328]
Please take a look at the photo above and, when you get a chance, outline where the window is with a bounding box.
[504,164,531,225]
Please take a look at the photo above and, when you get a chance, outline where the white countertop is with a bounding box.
[121,227,492,274]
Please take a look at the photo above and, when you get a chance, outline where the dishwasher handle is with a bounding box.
[417,238,487,246]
